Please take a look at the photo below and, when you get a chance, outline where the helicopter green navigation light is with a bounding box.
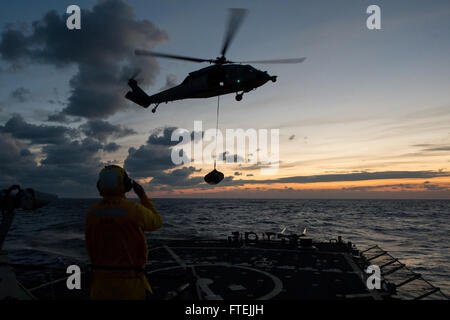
[237,79,240,83]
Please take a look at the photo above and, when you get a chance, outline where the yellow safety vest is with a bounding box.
[85,194,162,300]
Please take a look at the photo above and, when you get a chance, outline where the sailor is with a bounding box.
[85,165,162,300]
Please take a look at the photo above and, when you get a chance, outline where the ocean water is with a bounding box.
[3,198,449,295]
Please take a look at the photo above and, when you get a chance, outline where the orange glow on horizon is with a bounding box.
[139,176,450,197]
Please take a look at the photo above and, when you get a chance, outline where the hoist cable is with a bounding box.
[214,95,220,170]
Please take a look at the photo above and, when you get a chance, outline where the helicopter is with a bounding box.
[125,8,306,113]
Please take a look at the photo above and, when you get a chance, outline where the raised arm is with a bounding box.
[133,181,162,231]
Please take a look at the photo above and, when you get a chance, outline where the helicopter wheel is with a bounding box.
[152,103,160,113]
[235,93,243,101]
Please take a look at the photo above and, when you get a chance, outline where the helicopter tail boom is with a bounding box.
[125,79,153,108]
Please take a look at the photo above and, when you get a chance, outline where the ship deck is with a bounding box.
[22,235,387,300]
[14,233,446,300]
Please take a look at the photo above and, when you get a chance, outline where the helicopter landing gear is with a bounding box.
[235,93,243,101]
[152,103,160,113]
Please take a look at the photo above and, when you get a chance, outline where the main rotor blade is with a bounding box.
[221,8,249,57]
[237,57,307,64]
[135,50,213,63]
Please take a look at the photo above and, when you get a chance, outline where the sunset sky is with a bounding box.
[0,0,449,198]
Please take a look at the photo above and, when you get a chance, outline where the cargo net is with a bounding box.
[361,245,448,300]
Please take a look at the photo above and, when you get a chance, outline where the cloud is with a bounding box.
[80,119,136,142]
[0,29,29,65]
[233,161,282,171]
[146,126,181,146]
[103,142,120,152]
[341,184,417,192]
[0,114,77,144]
[0,132,103,196]
[341,181,450,193]
[0,117,123,196]
[27,138,104,195]
[151,166,203,187]
[411,144,433,148]
[0,124,202,194]
[10,87,31,103]
[41,138,102,166]
[0,0,168,120]
[423,183,448,191]
[122,124,391,190]
[411,143,450,152]
[220,170,450,187]
[47,112,81,124]
[221,151,246,163]
[0,132,37,185]
[124,127,204,187]
[424,146,450,152]
[160,74,178,90]
[124,128,179,178]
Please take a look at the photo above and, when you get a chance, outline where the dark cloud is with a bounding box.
[411,144,433,147]
[0,29,29,64]
[0,132,36,185]
[103,142,120,152]
[151,166,203,187]
[275,171,450,183]
[341,184,415,192]
[0,132,103,197]
[424,146,450,151]
[0,114,77,144]
[220,170,450,187]
[80,119,136,142]
[0,0,168,120]
[41,138,102,165]
[124,127,202,187]
[10,87,31,103]
[160,74,178,90]
[342,182,450,192]
[0,116,126,196]
[412,143,450,152]
[146,127,180,146]
[423,183,448,191]
[29,138,104,195]
[146,126,203,148]
[234,161,282,171]
[221,151,246,163]
[125,130,179,178]
[47,112,82,124]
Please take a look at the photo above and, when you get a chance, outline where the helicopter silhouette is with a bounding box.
[125,8,306,113]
